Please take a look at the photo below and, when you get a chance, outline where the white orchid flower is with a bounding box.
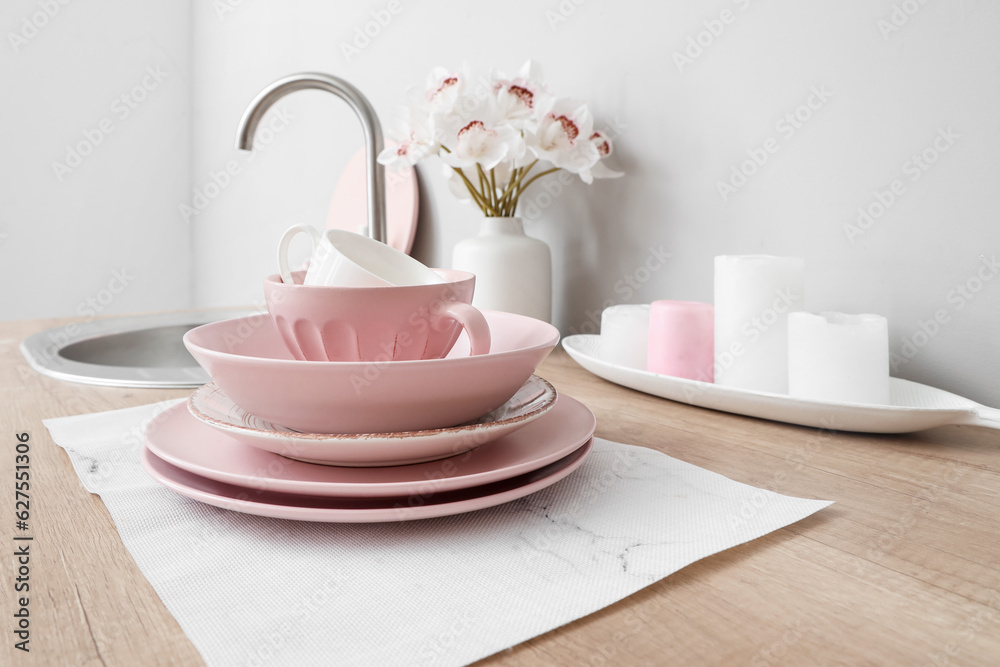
[376,134,435,170]
[575,130,624,183]
[526,99,600,176]
[438,95,524,170]
[442,120,520,170]
[377,107,438,169]
[424,65,469,115]
[492,60,553,131]
[381,63,623,216]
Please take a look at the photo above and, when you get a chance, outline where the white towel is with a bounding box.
[45,400,831,667]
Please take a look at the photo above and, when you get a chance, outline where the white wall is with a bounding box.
[191,0,1000,406]
[4,1,998,408]
[0,0,192,321]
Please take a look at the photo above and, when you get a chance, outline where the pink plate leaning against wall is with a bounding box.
[327,143,419,254]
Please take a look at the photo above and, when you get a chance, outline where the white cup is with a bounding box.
[277,225,444,287]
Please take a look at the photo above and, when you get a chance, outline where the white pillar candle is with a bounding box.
[714,255,804,393]
[600,304,650,370]
[788,312,890,404]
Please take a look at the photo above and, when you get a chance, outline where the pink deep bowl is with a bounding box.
[183,310,560,435]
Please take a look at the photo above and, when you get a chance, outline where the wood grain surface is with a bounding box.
[1,316,998,666]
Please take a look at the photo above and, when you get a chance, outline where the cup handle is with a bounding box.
[438,302,491,356]
[277,224,321,284]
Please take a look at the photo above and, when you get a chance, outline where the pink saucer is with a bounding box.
[141,438,593,523]
[146,394,596,497]
[187,376,558,467]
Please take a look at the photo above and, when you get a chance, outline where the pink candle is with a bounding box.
[647,300,715,382]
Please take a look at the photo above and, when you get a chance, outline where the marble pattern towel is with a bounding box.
[45,400,831,667]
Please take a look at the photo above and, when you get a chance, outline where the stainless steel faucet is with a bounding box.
[235,72,388,245]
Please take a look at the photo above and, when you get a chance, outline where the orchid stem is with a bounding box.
[476,164,494,211]
[501,167,521,198]
[504,162,538,216]
[489,169,498,210]
[516,167,560,200]
[453,167,497,216]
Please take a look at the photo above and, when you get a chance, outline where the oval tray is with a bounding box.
[563,335,1000,434]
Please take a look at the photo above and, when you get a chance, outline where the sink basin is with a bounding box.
[57,324,201,368]
[20,310,255,388]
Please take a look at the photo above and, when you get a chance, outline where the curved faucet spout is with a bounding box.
[235,72,387,245]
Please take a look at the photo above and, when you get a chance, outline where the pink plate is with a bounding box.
[187,377,558,467]
[326,143,418,254]
[141,438,593,523]
[146,394,595,497]
[184,310,559,435]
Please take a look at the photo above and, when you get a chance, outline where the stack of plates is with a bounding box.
[142,311,597,522]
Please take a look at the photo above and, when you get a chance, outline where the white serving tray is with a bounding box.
[563,335,1000,434]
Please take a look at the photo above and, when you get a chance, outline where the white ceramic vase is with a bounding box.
[451,217,552,322]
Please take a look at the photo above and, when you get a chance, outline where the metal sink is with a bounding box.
[20,309,255,388]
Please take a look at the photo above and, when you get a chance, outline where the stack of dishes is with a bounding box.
[141,310,596,523]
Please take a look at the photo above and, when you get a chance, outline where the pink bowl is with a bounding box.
[183,310,559,434]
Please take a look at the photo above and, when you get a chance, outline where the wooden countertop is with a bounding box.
[1,316,998,666]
